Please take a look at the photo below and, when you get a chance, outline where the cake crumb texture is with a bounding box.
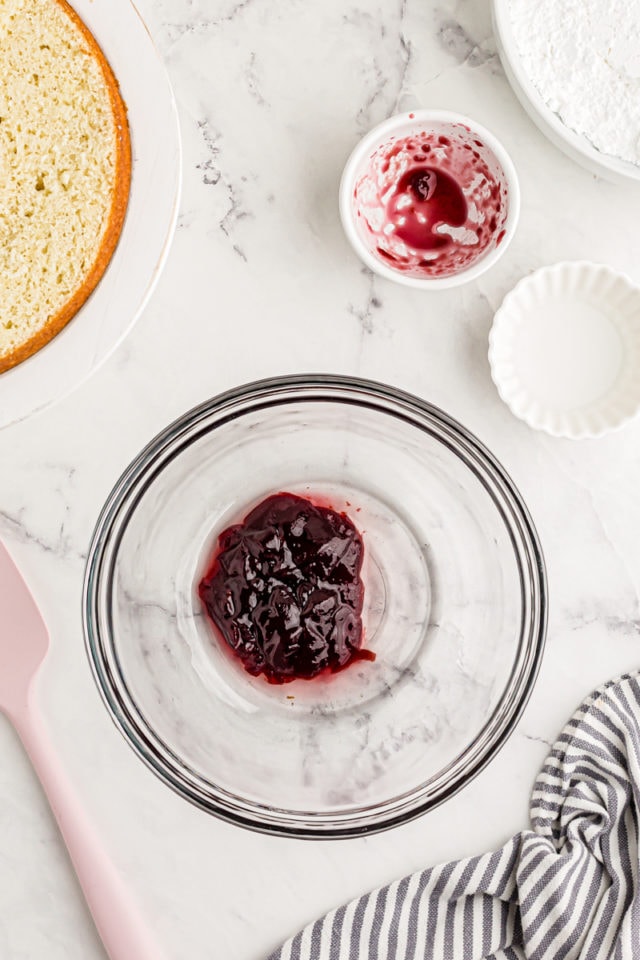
[0,0,131,373]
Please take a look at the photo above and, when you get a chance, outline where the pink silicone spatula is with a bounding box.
[0,540,165,959]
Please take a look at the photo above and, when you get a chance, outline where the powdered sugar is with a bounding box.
[508,0,640,166]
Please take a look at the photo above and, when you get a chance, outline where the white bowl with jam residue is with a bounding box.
[339,110,520,289]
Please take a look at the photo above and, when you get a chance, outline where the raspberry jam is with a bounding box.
[390,166,467,251]
[198,493,373,684]
[353,125,507,278]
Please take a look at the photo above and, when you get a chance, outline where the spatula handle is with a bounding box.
[12,694,166,960]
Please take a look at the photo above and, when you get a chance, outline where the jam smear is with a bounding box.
[198,493,373,684]
[389,167,468,251]
[353,127,507,278]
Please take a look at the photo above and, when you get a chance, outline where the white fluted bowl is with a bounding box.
[489,262,640,438]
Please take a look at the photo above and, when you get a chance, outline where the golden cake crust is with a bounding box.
[0,0,132,374]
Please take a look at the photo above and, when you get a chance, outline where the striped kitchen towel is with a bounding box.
[269,672,640,959]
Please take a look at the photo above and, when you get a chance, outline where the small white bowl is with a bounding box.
[489,262,640,438]
[339,110,520,290]
[492,0,640,184]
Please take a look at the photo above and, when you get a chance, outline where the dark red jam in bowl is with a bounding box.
[198,493,374,684]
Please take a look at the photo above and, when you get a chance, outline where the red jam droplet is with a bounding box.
[389,166,468,252]
[198,493,373,684]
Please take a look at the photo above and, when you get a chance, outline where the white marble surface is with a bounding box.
[2,0,640,957]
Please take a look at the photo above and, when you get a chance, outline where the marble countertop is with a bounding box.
[3,0,640,957]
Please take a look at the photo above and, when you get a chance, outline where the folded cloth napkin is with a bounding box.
[269,672,640,960]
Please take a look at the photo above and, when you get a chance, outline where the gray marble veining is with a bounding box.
[2,0,640,957]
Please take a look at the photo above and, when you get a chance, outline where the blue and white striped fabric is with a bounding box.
[269,673,640,959]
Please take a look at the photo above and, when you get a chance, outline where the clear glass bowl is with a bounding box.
[84,375,547,838]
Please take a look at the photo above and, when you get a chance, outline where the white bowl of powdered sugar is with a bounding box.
[493,0,640,182]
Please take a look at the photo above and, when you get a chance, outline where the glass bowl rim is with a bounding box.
[83,373,548,839]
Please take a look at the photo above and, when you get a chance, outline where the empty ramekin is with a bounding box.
[339,110,520,289]
[489,262,640,438]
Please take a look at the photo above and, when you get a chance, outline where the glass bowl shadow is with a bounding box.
[83,375,547,838]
